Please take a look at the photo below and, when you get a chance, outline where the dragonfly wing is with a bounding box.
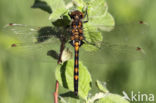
[80,43,145,64]
[7,38,61,62]
[4,23,61,43]
[88,12,115,32]
[101,21,149,45]
[80,21,149,64]
[4,23,63,62]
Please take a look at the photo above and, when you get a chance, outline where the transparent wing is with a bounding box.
[79,21,149,64]
[80,42,145,64]
[101,21,149,44]
[4,23,61,43]
[4,23,64,62]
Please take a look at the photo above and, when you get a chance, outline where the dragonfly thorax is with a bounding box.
[70,10,84,47]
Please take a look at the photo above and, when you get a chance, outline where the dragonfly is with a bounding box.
[4,10,148,96]
[68,10,89,95]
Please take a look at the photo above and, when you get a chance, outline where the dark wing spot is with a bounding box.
[139,21,144,24]
[9,23,13,26]
[11,43,17,47]
[136,47,141,51]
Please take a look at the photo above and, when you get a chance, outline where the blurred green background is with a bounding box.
[0,0,156,103]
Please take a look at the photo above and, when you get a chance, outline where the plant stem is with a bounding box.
[54,80,59,103]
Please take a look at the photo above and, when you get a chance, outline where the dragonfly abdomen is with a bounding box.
[74,42,79,95]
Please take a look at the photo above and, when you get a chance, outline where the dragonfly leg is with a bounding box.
[83,7,89,23]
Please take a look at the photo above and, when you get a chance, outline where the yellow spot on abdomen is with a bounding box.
[74,75,78,80]
[75,53,78,57]
[74,68,78,73]
[75,59,78,65]
[75,46,79,51]
[75,42,79,46]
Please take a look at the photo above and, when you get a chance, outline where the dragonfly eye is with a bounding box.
[79,13,84,19]
[68,12,74,19]
[69,14,74,19]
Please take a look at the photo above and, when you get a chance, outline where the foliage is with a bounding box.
[30,0,130,102]
[0,0,155,103]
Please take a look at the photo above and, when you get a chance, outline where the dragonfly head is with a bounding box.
[69,10,84,20]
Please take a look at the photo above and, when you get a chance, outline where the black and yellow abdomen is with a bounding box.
[74,42,79,95]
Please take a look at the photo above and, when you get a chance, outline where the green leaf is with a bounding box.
[88,0,108,16]
[55,60,92,100]
[72,0,87,11]
[52,15,71,27]
[44,0,66,11]
[87,92,107,103]
[96,80,109,93]
[87,0,115,31]
[44,0,67,21]
[49,8,68,21]
[95,93,130,103]
[84,24,103,43]
[83,24,103,51]
[89,12,115,32]
[32,0,67,21]
[31,0,52,14]
[59,96,67,103]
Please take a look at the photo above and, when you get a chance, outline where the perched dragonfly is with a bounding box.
[4,10,148,96]
[68,10,89,95]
